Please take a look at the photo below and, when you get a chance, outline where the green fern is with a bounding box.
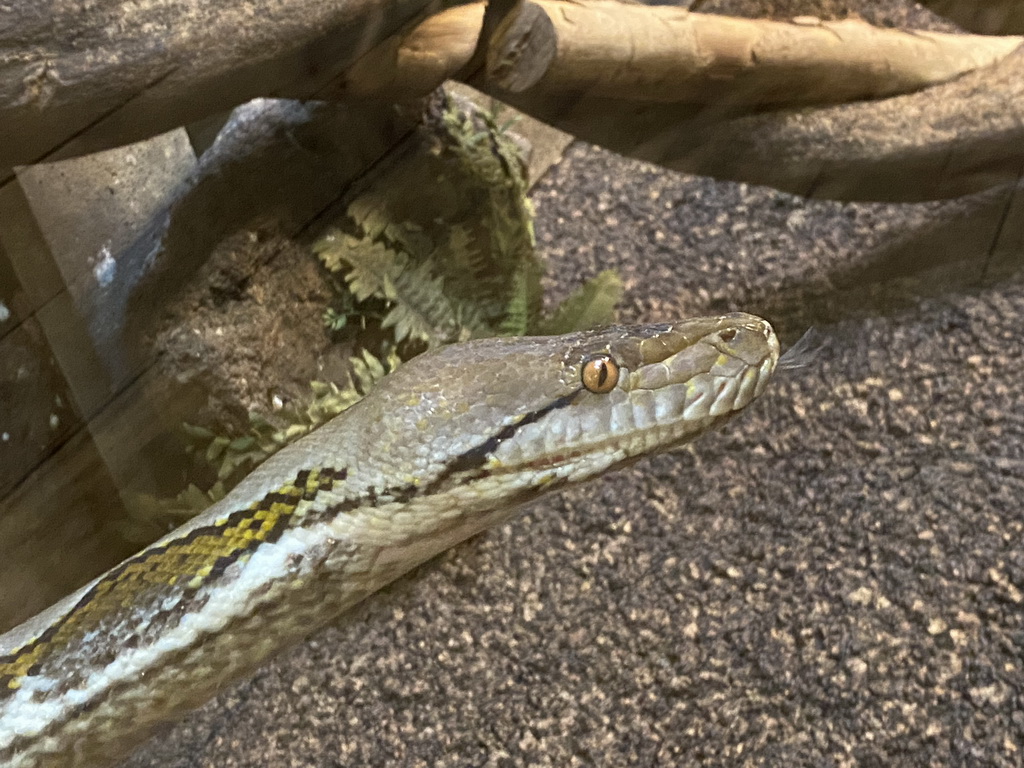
[498,259,541,336]
[125,96,623,535]
[316,231,459,345]
[315,95,622,349]
[536,270,625,336]
[122,349,400,534]
[121,483,228,543]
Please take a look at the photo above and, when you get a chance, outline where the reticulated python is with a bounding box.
[0,313,780,767]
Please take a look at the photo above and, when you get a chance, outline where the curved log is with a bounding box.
[486,1,1022,104]
[0,0,445,168]
[342,0,1024,202]
[490,42,1024,202]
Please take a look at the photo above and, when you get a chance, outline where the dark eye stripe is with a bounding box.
[427,392,581,488]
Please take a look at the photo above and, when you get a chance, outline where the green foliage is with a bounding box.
[122,348,400,540]
[122,483,228,543]
[192,348,401,484]
[323,307,349,332]
[314,93,620,347]
[535,270,625,336]
[315,232,457,345]
[127,95,623,536]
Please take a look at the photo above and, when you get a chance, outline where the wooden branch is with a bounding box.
[342,1,552,98]
[343,0,1022,105]
[6,0,1024,205]
[345,4,486,99]
[487,0,1023,103]
[0,0,437,168]
[339,0,1024,202]
[488,41,1024,202]
[919,0,1024,34]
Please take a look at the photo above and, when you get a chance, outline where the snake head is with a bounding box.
[347,313,780,496]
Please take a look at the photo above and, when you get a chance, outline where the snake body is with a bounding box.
[0,314,779,768]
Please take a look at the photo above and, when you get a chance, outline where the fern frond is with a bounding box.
[349,347,402,394]
[436,225,486,289]
[121,482,228,542]
[327,236,404,303]
[498,264,530,337]
[346,193,393,240]
[535,270,624,335]
[380,259,459,344]
[382,221,434,258]
[497,258,543,336]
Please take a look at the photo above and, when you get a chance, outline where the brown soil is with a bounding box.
[147,224,350,435]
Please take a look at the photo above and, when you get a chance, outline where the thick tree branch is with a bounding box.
[490,43,1024,202]
[0,0,443,168]
[343,1,1022,104]
[341,0,1024,202]
[5,0,1023,205]
[486,1,1022,104]
[344,4,485,99]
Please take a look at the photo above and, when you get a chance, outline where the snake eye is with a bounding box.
[582,355,619,393]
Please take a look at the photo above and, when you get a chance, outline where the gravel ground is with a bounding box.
[123,141,1024,767]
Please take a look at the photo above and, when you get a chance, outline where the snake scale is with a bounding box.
[0,313,780,767]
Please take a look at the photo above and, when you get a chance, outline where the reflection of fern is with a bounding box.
[315,233,457,344]
[201,349,397,482]
[129,94,623,535]
[122,483,229,543]
[536,270,624,336]
[122,349,399,541]
[315,93,621,346]
[499,259,543,337]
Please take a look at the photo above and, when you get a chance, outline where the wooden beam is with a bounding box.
[0,0,437,167]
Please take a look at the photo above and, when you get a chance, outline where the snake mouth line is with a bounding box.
[479,382,771,483]
[485,415,719,481]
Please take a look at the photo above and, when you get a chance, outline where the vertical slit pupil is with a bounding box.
[583,356,617,393]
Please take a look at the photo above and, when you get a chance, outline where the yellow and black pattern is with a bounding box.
[0,467,343,692]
